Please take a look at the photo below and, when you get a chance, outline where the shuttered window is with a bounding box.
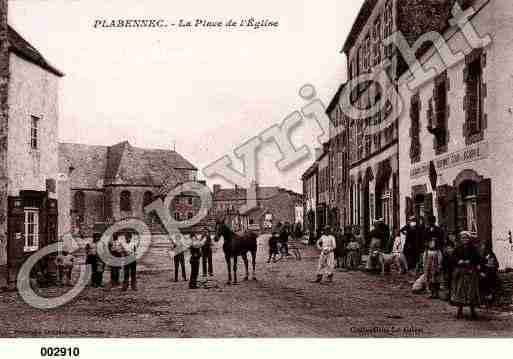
[463,49,486,145]
[409,93,421,163]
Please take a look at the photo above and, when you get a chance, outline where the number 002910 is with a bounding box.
[40,347,80,357]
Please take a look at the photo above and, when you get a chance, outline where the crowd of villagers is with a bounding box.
[307,214,500,320]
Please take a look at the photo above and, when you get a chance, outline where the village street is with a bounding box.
[1,235,513,338]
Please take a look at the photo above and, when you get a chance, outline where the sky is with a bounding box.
[8,0,363,193]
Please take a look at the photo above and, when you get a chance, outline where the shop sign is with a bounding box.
[410,142,489,179]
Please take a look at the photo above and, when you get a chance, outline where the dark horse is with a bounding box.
[215,220,258,284]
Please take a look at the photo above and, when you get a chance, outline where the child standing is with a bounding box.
[267,232,279,263]
[423,236,443,298]
[55,250,74,286]
[346,233,361,270]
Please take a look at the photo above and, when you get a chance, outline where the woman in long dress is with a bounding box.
[451,231,482,320]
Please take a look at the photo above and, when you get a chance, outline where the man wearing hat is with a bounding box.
[313,226,337,283]
[201,228,214,277]
[401,216,422,271]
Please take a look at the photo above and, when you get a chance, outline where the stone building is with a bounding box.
[1,0,64,284]
[338,0,475,242]
[58,140,198,237]
[316,145,330,231]
[212,183,302,232]
[326,83,351,230]
[398,0,513,269]
[301,160,318,235]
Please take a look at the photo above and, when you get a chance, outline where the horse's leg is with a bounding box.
[225,253,232,285]
[232,255,238,285]
[242,253,249,281]
[251,250,257,280]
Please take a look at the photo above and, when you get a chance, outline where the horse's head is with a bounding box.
[214,218,229,243]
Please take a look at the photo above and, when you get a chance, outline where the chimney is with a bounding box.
[213,184,221,195]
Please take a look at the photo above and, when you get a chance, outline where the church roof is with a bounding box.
[59,141,196,189]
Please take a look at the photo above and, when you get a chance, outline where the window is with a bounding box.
[187,197,193,205]
[374,133,382,151]
[174,212,181,221]
[24,208,39,252]
[464,49,486,144]
[187,212,193,220]
[461,181,478,232]
[74,191,85,215]
[365,135,372,156]
[120,190,132,212]
[30,116,39,150]
[373,18,382,66]
[143,191,153,212]
[383,0,393,58]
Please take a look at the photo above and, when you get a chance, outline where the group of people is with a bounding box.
[51,228,214,292]
[84,230,140,291]
[311,214,501,320]
[171,229,214,289]
[267,222,303,263]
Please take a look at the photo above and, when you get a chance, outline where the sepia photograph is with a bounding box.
[1,0,513,352]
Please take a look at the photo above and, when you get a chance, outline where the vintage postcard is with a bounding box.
[1,0,513,351]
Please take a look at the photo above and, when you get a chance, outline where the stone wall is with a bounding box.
[7,54,59,199]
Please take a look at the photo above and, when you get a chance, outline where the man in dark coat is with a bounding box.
[400,216,424,271]
[201,229,214,277]
[279,223,290,256]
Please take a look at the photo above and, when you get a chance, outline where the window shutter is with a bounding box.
[477,179,492,245]
[39,197,48,249]
[463,67,470,82]
[446,186,457,236]
[423,192,434,219]
[405,196,413,220]
[481,52,487,68]
[47,199,58,246]
[7,197,25,266]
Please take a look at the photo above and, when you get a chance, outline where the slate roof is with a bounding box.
[214,186,302,202]
[59,141,196,189]
[8,25,64,77]
[341,0,477,55]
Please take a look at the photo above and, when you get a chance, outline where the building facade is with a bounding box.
[301,160,318,236]
[0,4,64,284]
[59,141,198,237]
[399,0,513,269]
[326,83,351,229]
[339,0,472,242]
[212,183,302,232]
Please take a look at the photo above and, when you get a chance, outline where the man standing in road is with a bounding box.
[314,226,337,283]
[189,232,207,289]
[201,228,214,277]
[121,232,139,291]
